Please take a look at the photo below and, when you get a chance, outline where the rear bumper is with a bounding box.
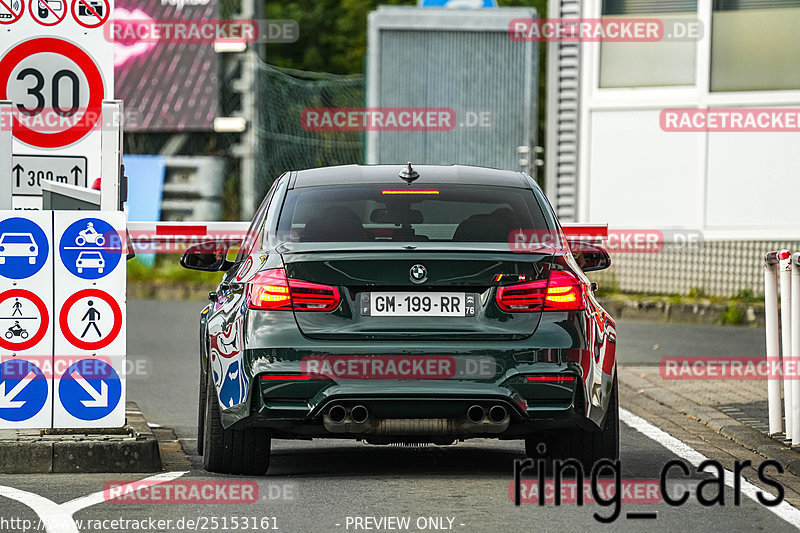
[228,364,596,439]
[212,312,616,436]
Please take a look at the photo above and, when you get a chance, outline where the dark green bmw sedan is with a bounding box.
[181,164,617,475]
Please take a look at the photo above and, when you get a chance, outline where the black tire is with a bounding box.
[525,375,619,472]
[197,363,207,456]
[202,371,271,475]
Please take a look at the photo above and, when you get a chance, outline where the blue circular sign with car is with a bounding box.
[59,218,122,280]
[0,217,49,280]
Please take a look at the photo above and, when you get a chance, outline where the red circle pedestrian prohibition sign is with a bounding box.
[60,289,121,351]
[0,38,105,148]
[0,289,49,351]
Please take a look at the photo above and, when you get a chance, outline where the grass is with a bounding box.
[127,255,223,286]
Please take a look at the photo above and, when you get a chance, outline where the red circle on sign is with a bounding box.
[0,0,24,25]
[71,0,108,29]
[59,289,121,351]
[30,0,67,26]
[0,38,104,148]
[0,289,49,351]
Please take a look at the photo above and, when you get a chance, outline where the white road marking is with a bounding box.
[0,470,187,533]
[621,407,800,528]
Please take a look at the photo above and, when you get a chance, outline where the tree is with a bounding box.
[263,0,546,75]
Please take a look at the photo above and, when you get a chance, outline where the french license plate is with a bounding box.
[361,293,476,317]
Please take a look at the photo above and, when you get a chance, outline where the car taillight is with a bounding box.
[248,269,340,312]
[261,375,314,381]
[526,375,577,382]
[495,270,586,312]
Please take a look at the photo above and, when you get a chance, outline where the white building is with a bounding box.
[546,0,800,296]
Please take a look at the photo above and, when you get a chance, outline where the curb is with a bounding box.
[0,402,163,474]
[598,296,765,327]
[618,369,800,474]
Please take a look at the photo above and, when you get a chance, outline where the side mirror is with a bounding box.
[571,241,611,272]
[180,240,238,272]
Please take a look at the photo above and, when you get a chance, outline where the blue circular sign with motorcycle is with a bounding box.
[59,218,122,280]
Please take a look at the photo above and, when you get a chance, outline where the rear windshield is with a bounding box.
[276,184,552,243]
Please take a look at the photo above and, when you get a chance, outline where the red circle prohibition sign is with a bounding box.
[0,289,49,351]
[60,289,121,351]
[0,38,105,148]
[0,0,24,25]
[71,0,109,29]
[30,0,67,26]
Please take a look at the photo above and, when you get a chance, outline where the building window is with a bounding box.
[599,0,698,88]
[711,0,800,92]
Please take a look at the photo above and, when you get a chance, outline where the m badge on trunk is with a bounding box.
[410,264,428,284]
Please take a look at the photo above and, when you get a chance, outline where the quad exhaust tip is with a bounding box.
[350,405,369,424]
[328,405,347,423]
[467,405,486,424]
[488,405,507,423]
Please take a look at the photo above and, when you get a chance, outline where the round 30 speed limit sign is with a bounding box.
[0,37,105,149]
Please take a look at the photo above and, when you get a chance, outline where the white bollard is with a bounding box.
[765,252,783,435]
[780,251,793,440]
[792,253,800,445]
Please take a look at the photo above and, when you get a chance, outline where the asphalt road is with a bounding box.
[0,299,789,533]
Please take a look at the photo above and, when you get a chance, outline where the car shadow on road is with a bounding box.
[265,440,526,478]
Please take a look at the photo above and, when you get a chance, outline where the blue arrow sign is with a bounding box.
[59,359,122,421]
[0,218,50,280]
[0,360,48,422]
[59,218,123,280]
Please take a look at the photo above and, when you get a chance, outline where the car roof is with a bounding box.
[290,164,531,189]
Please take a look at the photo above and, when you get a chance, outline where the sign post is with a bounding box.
[0,0,114,209]
[0,212,53,428]
[53,211,126,428]
[0,101,11,210]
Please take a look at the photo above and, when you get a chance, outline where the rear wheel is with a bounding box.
[202,370,271,475]
[525,375,619,472]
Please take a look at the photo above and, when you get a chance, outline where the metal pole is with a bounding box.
[780,250,793,440]
[100,100,123,212]
[792,253,800,445]
[238,0,258,219]
[0,101,13,210]
[765,251,783,435]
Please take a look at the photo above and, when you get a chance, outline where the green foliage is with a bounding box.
[688,287,707,299]
[127,256,223,286]
[720,305,745,325]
